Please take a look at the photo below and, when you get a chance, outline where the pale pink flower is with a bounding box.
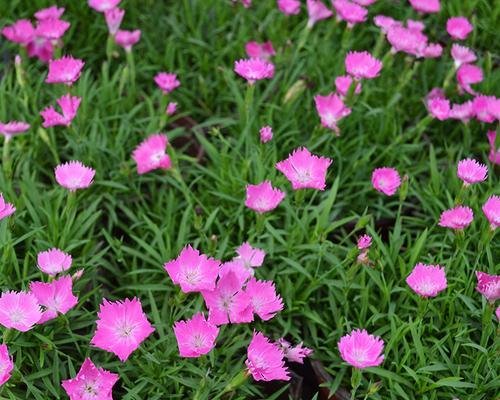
[427,97,450,120]
[407,19,425,31]
[260,126,273,143]
[245,181,286,213]
[338,329,384,369]
[55,161,95,191]
[307,0,333,28]
[0,194,16,221]
[173,312,219,357]
[37,248,72,276]
[457,159,488,186]
[154,72,180,94]
[45,56,84,86]
[0,345,13,386]
[408,0,440,14]
[35,6,66,20]
[387,26,427,57]
[164,245,220,293]
[234,58,275,84]
[472,96,496,123]
[278,0,301,15]
[91,298,155,362]
[61,358,119,400]
[371,167,401,196]
[406,263,447,297]
[357,234,372,250]
[456,64,483,96]
[449,101,474,122]
[438,206,473,230]
[487,131,500,165]
[335,75,361,97]
[451,44,476,69]
[245,41,276,60]
[446,17,473,40]
[1,20,35,44]
[132,134,171,175]
[332,0,368,27]
[373,15,401,34]
[475,271,500,303]
[30,276,78,324]
[88,0,122,12]
[423,43,443,58]
[345,51,382,79]
[482,195,500,229]
[40,94,81,127]
[166,102,177,116]
[245,278,283,321]
[0,121,30,140]
[35,18,70,40]
[0,291,42,332]
[235,242,266,269]
[105,8,125,36]
[278,339,313,364]
[246,332,290,381]
[115,29,141,52]
[314,93,351,133]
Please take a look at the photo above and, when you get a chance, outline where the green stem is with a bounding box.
[351,368,362,400]
[243,84,255,132]
[126,50,136,98]
[216,370,249,399]
[2,137,11,178]
[106,35,114,64]
[159,94,169,130]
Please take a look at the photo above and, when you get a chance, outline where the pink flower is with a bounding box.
[423,43,443,58]
[154,72,180,94]
[276,147,332,190]
[487,131,500,165]
[35,6,66,20]
[406,263,447,297]
[407,19,425,31]
[438,206,474,230]
[235,242,266,269]
[427,97,450,120]
[40,94,81,127]
[408,0,440,14]
[37,248,72,276]
[352,0,376,5]
[449,101,474,122]
[246,278,284,321]
[27,38,54,63]
[345,51,382,79]
[245,41,276,59]
[55,161,95,191]
[278,0,301,15]
[173,312,219,357]
[246,332,290,381]
[456,64,483,96]
[105,8,125,36]
[115,29,141,52]
[335,75,361,97]
[245,181,286,213]
[164,245,220,293]
[202,272,253,325]
[472,96,496,123]
[371,167,401,196]
[45,56,84,86]
[219,261,252,286]
[373,15,401,34]
[91,298,155,362]
[0,121,30,141]
[166,102,177,116]
[475,271,500,303]
[132,134,171,175]
[88,0,122,12]
[446,17,473,40]
[61,358,119,400]
[0,345,13,386]
[357,234,372,250]
[482,195,500,230]
[234,58,275,84]
[387,26,427,57]
[35,18,70,40]
[29,276,78,324]
[0,194,16,221]
[241,0,252,8]
[314,93,351,133]
[260,126,273,143]
[486,97,500,121]
[306,0,333,28]
[0,291,42,332]
[278,339,313,364]
[338,329,384,369]
[1,20,34,44]
[457,159,488,186]
[332,0,368,27]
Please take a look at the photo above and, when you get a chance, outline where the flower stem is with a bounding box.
[2,138,12,179]
[126,50,136,98]
[350,368,362,400]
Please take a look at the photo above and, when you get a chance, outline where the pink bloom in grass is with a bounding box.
[457,64,483,96]
[475,272,500,303]
[427,97,450,120]
[357,234,372,250]
[438,206,473,230]
[371,167,401,196]
[241,0,252,8]
[314,93,351,134]
[40,95,81,128]
[338,329,384,369]
[423,43,443,58]
[451,44,476,69]
[260,126,273,143]
[449,101,474,123]
[55,161,95,191]
[472,96,496,123]
[335,75,361,98]
[245,278,283,321]
[406,263,447,297]
[446,17,473,40]
[0,345,13,386]
[2,20,34,44]
[219,261,252,286]
[173,312,219,357]
[132,134,171,175]
[46,56,84,86]
[426,87,445,101]
[35,18,70,41]
[276,147,332,190]
[457,159,488,186]
[154,72,180,94]
[88,0,122,12]
[61,358,119,400]
[0,194,16,221]
[408,0,440,14]
[35,6,66,20]
[0,291,42,332]
[332,0,368,27]
[27,38,54,63]
[486,98,500,121]
[487,131,500,165]
[0,121,30,141]
[278,339,313,364]
[482,195,500,230]
[166,102,177,116]
[236,242,265,269]
[115,29,141,52]
[307,0,333,28]
[387,26,427,57]
[373,15,401,34]
[245,41,276,60]
[164,245,220,293]
[278,0,301,15]
[245,181,286,213]
[246,332,290,381]
[91,298,155,362]
[352,0,376,5]
[37,248,72,276]
[105,8,125,36]
[30,276,78,324]
[345,51,382,80]
[234,58,275,84]
[407,19,425,31]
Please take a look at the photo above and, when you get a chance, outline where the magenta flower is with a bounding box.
[352,0,376,4]
[446,17,473,40]
[408,0,440,13]
[486,97,500,121]
[35,18,70,41]
[387,26,427,57]
[27,38,54,63]
[259,126,273,143]
[154,72,180,94]
[278,0,301,15]
[29,276,78,324]
[91,298,155,362]
[487,131,500,165]
[449,101,474,123]
[88,0,122,12]
[0,194,16,221]
[332,0,368,27]
[276,147,332,190]
[241,0,252,8]
[1,20,34,44]
[371,167,401,196]
[314,93,351,133]
[105,8,125,36]
[234,58,275,84]
[278,339,313,364]
[0,121,30,141]
[55,161,95,191]
[457,64,483,96]
[357,234,372,250]
[0,291,42,332]
[115,29,141,52]
[245,41,276,60]
[482,195,499,230]
[40,94,81,128]
[245,181,286,213]
[427,97,450,120]
[0,345,13,386]
[61,358,119,400]
[219,260,252,286]
[246,332,290,381]
[132,134,171,175]
[373,15,401,34]
[307,0,333,28]
[338,329,384,369]
[235,242,266,269]
[451,44,476,69]
[406,263,447,297]
[164,245,220,293]
[457,159,488,186]
[246,278,284,321]
[173,312,219,357]
[438,206,474,230]
[35,6,66,20]
[335,75,361,98]
[407,19,425,31]
[37,248,72,276]
[472,96,496,123]
[475,272,500,303]
[46,56,84,86]
[423,43,443,58]
[166,102,177,116]
[345,51,382,79]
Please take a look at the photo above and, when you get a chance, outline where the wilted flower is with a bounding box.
[475,271,500,303]
[306,0,333,28]
[245,181,286,213]
[408,0,440,14]
[55,161,95,191]
[35,6,66,20]
[1,20,35,44]
[40,95,81,127]
[335,75,361,97]
[234,58,275,84]
[154,72,180,94]
[446,17,473,40]
[314,93,351,133]
[338,329,384,369]
[0,345,13,386]
[357,234,372,250]
[371,167,401,196]
[406,263,447,297]
[173,312,220,357]
[245,41,276,59]
[246,332,290,381]
[278,0,301,15]
[457,159,488,186]
[438,206,474,230]
[37,248,72,276]
[482,195,499,230]
[246,278,284,321]
[278,339,313,364]
[0,121,30,141]
[115,29,141,52]
[332,0,368,27]
[457,64,483,95]
[345,51,382,79]
[259,126,273,143]
[0,291,42,332]
[88,0,122,12]
[45,56,84,86]
[132,134,171,175]
[105,8,125,36]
